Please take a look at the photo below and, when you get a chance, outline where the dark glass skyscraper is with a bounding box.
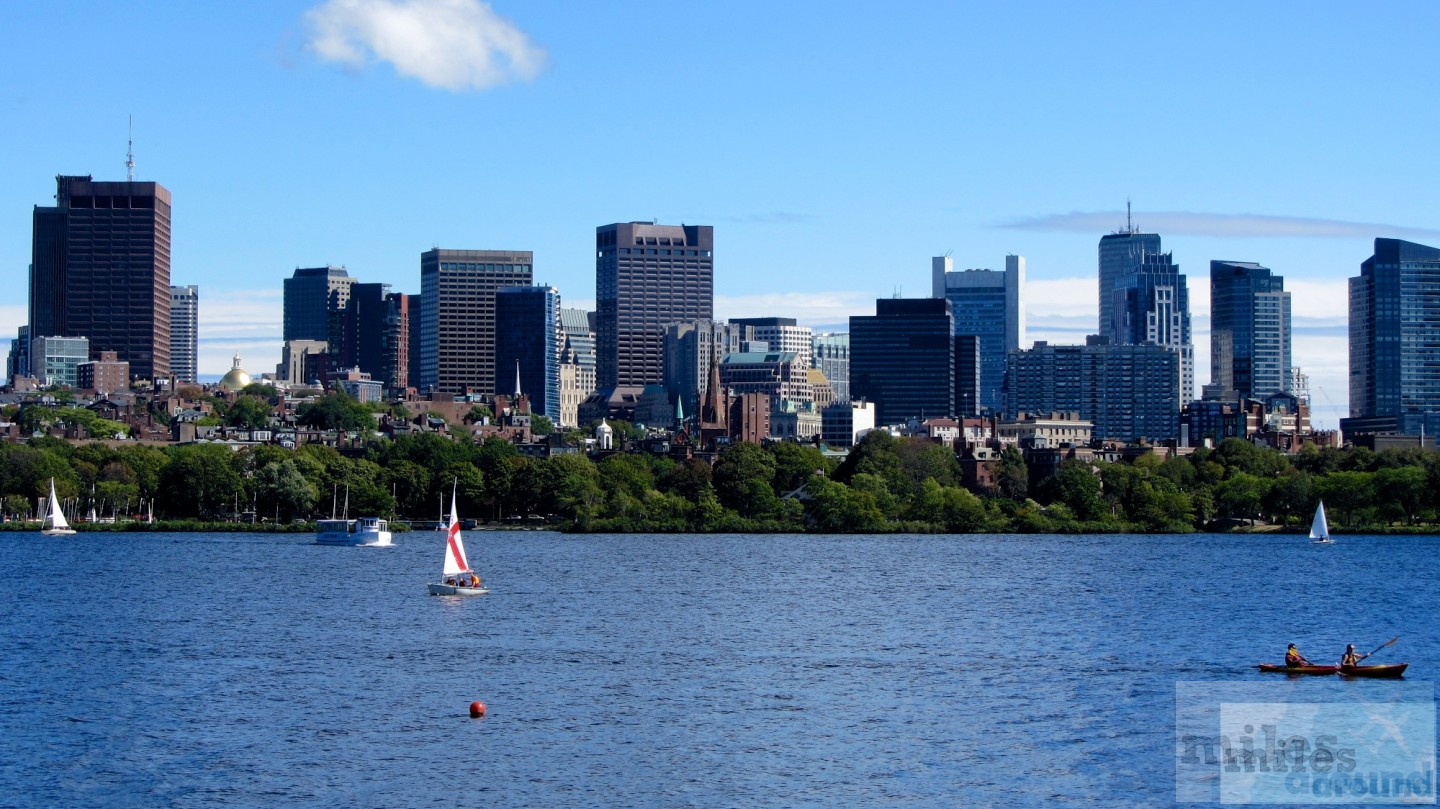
[850,298,954,425]
[596,222,714,389]
[1210,261,1290,399]
[339,281,391,377]
[495,285,561,423]
[283,266,354,346]
[1348,238,1440,439]
[30,175,172,380]
[932,254,1024,413]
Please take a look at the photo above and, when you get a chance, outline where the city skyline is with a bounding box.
[7,2,1440,429]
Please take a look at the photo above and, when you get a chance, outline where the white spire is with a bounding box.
[514,359,522,397]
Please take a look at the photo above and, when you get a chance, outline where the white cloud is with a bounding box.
[304,0,546,91]
[196,290,282,378]
[715,290,876,332]
[1005,210,1440,240]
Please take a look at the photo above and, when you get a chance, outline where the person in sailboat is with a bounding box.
[1341,644,1368,666]
[1285,643,1311,668]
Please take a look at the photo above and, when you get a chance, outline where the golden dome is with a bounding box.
[219,354,252,391]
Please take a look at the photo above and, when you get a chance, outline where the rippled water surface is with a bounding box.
[1,531,1436,806]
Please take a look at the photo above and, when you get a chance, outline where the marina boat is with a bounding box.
[1309,501,1333,543]
[1339,663,1408,678]
[41,478,76,536]
[1258,663,1339,675]
[315,517,393,547]
[427,487,487,596]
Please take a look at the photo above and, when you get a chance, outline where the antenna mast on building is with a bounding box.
[126,115,136,181]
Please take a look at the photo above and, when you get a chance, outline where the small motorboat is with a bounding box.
[1339,663,1408,678]
[1258,663,1339,675]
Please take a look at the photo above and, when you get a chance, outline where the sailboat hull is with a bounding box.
[427,583,489,596]
[41,527,76,536]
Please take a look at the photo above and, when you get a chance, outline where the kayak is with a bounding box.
[1339,663,1408,678]
[1258,663,1339,675]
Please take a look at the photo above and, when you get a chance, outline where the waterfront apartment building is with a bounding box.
[850,298,955,426]
[1005,337,1181,443]
[283,266,354,346]
[419,248,533,395]
[596,222,714,389]
[494,285,562,424]
[30,175,172,380]
[812,333,850,404]
[1347,238,1440,441]
[31,335,89,388]
[932,254,1024,413]
[1098,229,1195,401]
[1210,261,1291,399]
[169,285,198,384]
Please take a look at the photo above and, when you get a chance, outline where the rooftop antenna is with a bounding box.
[1126,198,1133,234]
[125,115,136,181]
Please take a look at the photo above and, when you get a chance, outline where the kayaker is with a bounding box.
[1285,644,1310,667]
[1341,644,1367,666]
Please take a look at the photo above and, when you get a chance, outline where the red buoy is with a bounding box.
[469,701,486,718]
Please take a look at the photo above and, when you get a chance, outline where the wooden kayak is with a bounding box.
[1258,663,1339,675]
[1339,663,1408,678]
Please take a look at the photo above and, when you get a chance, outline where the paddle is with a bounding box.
[1361,636,1399,661]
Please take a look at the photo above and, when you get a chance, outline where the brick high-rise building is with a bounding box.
[30,175,172,380]
[596,222,713,389]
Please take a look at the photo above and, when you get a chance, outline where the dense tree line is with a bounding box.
[3,430,1439,533]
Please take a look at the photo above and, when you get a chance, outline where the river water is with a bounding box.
[0,531,1435,807]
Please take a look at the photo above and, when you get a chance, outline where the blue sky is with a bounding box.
[5,1,1440,429]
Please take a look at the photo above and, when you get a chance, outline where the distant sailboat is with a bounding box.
[42,479,76,536]
[1310,501,1333,543]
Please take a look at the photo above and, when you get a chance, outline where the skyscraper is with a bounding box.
[495,285,562,423]
[419,248,533,394]
[1210,261,1291,399]
[811,333,850,404]
[1347,238,1440,439]
[339,281,391,377]
[596,222,714,389]
[169,285,199,384]
[381,292,411,395]
[1098,228,1194,400]
[30,175,172,380]
[663,320,745,421]
[932,254,1025,413]
[283,266,354,346]
[850,298,954,426]
[728,317,813,368]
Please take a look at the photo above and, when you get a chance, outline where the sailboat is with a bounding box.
[427,486,487,596]
[42,478,76,536]
[1309,500,1333,543]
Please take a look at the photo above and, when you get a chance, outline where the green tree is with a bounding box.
[226,395,273,429]
[160,444,246,519]
[296,392,374,432]
[713,442,781,519]
[529,414,555,436]
[1373,466,1430,525]
[254,459,320,522]
[993,447,1029,500]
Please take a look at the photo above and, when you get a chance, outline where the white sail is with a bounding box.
[442,494,471,576]
[43,479,74,534]
[1309,501,1329,540]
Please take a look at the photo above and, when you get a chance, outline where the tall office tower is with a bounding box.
[30,175,172,380]
[419,249,533,394]
[932,254,1024,413]
[283,266,354,346]
[850,298,955,426]
[381,292,411,394]
[1098,228,1194,400]
[559,308,597,374]
[663,319,746,421]
[338,281,392,377]
[728,317,813,368]
[8,326,30,380]
[1347,238,1440,439]
[1005,337,1180,443]
[955,334,980,418]
[596,222,714,389]
[495,285,562,423]
[1210,261,1291,399]
[168,285,199,384]
[812,332,850,403]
